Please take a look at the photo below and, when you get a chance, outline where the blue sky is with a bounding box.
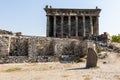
[0,0,120,36]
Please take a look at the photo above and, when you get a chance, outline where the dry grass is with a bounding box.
[0,61,120,80]
[61,75,69,78]
[39,66,50,71]
[4,67,21,72]
[63,63,72,68]
[38,65,56,71]
[84,77,91,80]
[114,75,120,80]
[25,63,38,66]
[83,75,92,80]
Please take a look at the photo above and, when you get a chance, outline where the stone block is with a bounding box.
[86,48,98,68]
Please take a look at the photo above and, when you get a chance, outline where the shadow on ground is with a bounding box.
[66,67,88,70]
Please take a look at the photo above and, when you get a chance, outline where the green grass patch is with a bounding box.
[97,48,104,53]
[5,67,21,72]
[112,35,120,43]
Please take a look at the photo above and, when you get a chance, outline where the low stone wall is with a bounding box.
[0,56,59,63]
[0,56,28,63]
[0,35,88,63]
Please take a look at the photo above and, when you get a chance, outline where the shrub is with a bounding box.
[112,34,120,43]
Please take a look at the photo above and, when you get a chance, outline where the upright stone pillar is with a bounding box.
[68,16,71,37]
[83,15,86,37]
[54,16,56,37]
[86,48,98,68]
[61,16,63,37]
[76,16,78,36]
[90,16,93,35]
[96,16,99,35]
[46,16,50,37]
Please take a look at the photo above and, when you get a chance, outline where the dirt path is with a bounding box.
[0,58,120,80]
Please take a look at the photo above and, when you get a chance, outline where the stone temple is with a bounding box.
[44,6,101,39]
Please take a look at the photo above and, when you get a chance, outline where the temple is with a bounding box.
[44,5,101,38]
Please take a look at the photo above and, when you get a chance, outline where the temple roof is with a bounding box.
[44,5,101,16]
[44,5,101,11]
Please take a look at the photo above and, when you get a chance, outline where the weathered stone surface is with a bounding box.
[9,38,29,56]
[0,33,113,63]
[103,32,112,41]
[45,6,101,38]
[28,37,54,57]
[0,56,29,63]
[98,52,108,59]
[0,34,89,63]
[2,33,114,63]
[86,48,98,68]
[0,36,9,56]
[0,29,13,35]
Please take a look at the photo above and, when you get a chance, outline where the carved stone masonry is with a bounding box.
[44,6,101,38]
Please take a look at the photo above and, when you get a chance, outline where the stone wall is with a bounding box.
[9,37,29,56]
[0,35,88,63]
[0,36,9,56]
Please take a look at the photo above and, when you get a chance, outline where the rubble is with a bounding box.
[0,29,13,35]
[0,30,119,63]
[0,34,89,63]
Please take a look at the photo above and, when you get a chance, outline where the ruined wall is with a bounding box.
[0,29,13,35]
[0,35,88,63]
[9,37,29,56]
[0,36,9,56]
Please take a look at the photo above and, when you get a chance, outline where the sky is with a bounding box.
[0,0,120,36]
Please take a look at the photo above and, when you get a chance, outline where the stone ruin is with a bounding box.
[1,6,119,68]
[0,29,13,35]
[1,29,118,66]
[0,6,102,65]
[44,6,101,38]
[0,29,90,63]
[0,29,114,65]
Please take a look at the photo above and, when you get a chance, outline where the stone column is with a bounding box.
[90,16,93,35]
[54,16,56,37]
[76,16,78,36]
[83,15,86,37]
[61,16,63,37]
[68,16,71,37]
[96,16,99,35]
[46,16,49,37]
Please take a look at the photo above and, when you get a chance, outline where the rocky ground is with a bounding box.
[0,51,120,80]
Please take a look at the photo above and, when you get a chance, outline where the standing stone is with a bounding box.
[86,48,98,68]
